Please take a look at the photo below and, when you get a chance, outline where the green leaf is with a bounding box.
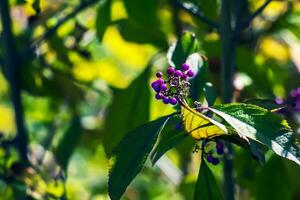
[108,116,170,200]
[96,0,111,41]
[167,32,199,68]
[187,54,207,101]
[193,0,218,20]
[115,19,168,48]
[54,116,82,169]
[150,116,186,165]
[123,0,159,27]
[102,67,151,157]
[210,103,300,165]
[243,99,284,111]
[193,161,223,200]
[167,32,206,100]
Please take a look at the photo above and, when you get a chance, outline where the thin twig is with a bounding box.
[242,0,273,29]
[0,0,29,163]
[173,0,218,29]
[34,0,99,46]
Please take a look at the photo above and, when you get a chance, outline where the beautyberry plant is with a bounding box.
[108,33,300,200]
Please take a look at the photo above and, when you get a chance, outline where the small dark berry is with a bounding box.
[167,67,175,75]
[163,97,170,104]
[160,84,167,91]
[181,63,190,71]
[151,81,157,88]
[153,84,161,92]
[170,97,177,105]
[156,72,163,78]
[216,142,224,150]
[174,70,182,77]
[181,74,188,79]
[187,70,194,77]
[217,148,224,155]
[207,155,214,163]
[155,93,164,100]
[175,123,182,130]
[156,78,164,84]
[212,158,219,165]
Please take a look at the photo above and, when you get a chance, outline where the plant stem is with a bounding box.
[0,0,29,163]
[241,0,272,29]
[220,0,235,199]
[173,0,219,29]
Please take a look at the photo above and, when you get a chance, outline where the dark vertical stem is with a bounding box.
[0,0,28,163]
[220,0,235,200]
[171,0,182,38]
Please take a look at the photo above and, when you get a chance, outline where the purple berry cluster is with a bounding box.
[204,141,224,165]
[151,63,194,105]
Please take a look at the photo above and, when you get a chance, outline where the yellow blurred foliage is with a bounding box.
[57,20,75,37]
[111,0,128,21]
[260,37,289,62]
[0,105,15,135]
[103,27,156,68]
[73,26,156,88]
[255,0,287,18]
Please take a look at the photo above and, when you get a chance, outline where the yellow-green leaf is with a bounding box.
[181,102,228,140]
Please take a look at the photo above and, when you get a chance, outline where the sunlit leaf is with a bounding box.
[210,103,300,166]
[181,101,228,140]
[108,115,170,200]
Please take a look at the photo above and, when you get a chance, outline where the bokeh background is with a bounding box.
[0,0,300,199]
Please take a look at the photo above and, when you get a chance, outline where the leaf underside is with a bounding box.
[211,103,300,166]
[181,102,227,140]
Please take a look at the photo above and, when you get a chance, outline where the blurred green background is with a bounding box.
[0,0,300,199]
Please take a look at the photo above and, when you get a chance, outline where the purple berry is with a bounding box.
[155,93,164,100]
[156,72,163,78]
[163,97,170,104]
[156,78,164,84]
[290,90,297,98]
[151,81,157,88]
[152,83,161,92]
[167,67,175,75]
[275,97,284,105]
[174,70,182,77]
[181,63,190,71]
[186,70,194,77]
[175,123,182,130]
[207,155,214,163]
[170,97,177,105]
[160,84,167,91]
[181,74,188,79]
[216,142,224,150]
[151,82,160,92]
[217,148,224,155]
[212,158,219,165]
